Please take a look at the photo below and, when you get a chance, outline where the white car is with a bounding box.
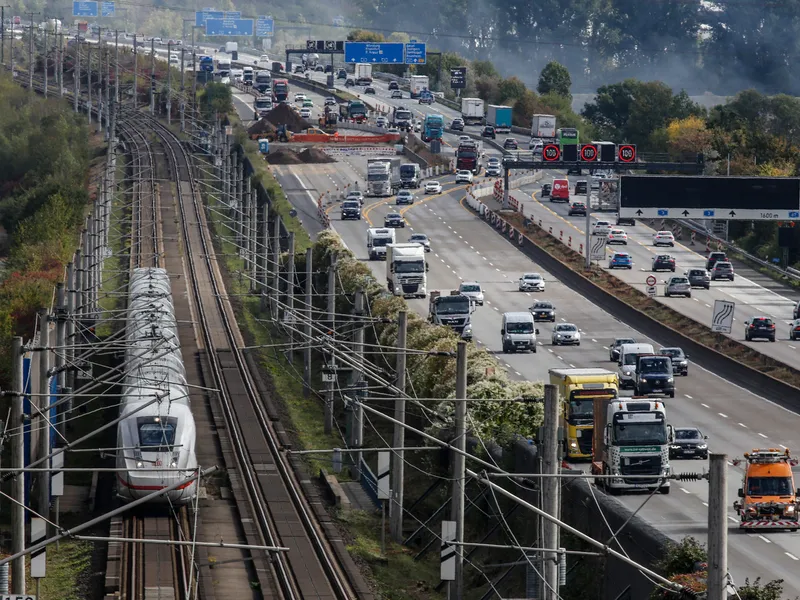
[325,97,337,106]
[653,231,675,247]
[425,181,442,194]
[607,228,628,245]
[294,93,306,102]
[458,282,484,306]
[375,116,388,128]
[459,135,471,143]
[455,170,474,184]
[408,233,431,252]
[346,191,364,205]
[593,221,612,235]
[518,273,545,292]
[299,107,312,119]
[552,323,581,346]
[395,190,415,205]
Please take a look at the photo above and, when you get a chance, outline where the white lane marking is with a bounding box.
[701,403,710,408]
[685,394,693,399]
[504,363,512,368]
[781,444,788,449]
[569,364,576,368]
[680,487,691,494]
[786,552,799,561]
[515,371,522,376]
[790,345,797,350]
[759,535,772,544]
[489,262,494,266]
[548,348,554,353]
[702,502,709,507]
[558,356,564,360]
[592,338,598,343]
[718,413,728,418]
[603,346,609,350]
[728,516,738,523]
[759,433,768,438]
[493,306,498,311]
[705,303,712,308]
[738,422,747,428]
[483,256,487,260]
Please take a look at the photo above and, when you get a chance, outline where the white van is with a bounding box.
[618,343,655,389]
[367,228,396,261]
[501,312,539,353]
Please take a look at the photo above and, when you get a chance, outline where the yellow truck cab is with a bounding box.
[733,448,800,531]
[548,368,619,460]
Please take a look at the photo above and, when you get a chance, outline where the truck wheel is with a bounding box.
[533,346,537,353]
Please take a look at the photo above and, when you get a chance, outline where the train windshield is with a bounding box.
[137,417,178,450]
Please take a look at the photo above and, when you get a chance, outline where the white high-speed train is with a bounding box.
[116,268,198,504]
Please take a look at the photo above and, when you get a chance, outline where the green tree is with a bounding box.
[498,76,527,103]
[472,60,499,79]
[199,82,233,120]
[346,29,385,42]
[537,61,572,100]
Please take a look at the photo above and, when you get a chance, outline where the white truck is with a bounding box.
[355,64,373,83]
[366,158,402,197]
[591,398,673,495]
[367,228,396,260]
[429,291,473,340]
[531,114,556,139]
[409,75,429,98]
[225,41,238,53]
[460,98,485,126]
[386,243,427,298]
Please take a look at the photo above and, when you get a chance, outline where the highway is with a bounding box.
[227,68,800,595]
[503,175,800,368]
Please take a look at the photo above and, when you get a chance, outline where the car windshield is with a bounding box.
[368,174,387,181]
[624,352,643,365]
[660,348,684,359]
[395,260,424,273]
[461,285,480,292]
[676,429,701,440]
[613,421,668,446]
[372,238,390,247]
[387,214,401,219]
[753,318,773,325]
[437,298,470,314]
[615,338,635,346]
[524,274,541,280]
[138,418,177,449]
[556,324,576,332]
[398,192,412,198]
[639,357,670,373]
[506,321,534,334]
[410,235,427,242]
[747,477,793,497]
[343,201,359,209]
[534,303,553,310]
[670,278,688,284]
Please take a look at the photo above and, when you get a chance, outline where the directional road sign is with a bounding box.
[712,300,735,333]
[256,16,274,37]
[205,17,254,36]
[619,175,800,220]
[405,41,426,64]
[73,1,98,17]
[344,41,404,64]
[100,1,115,16]
[195,9,223,27]
[590,234,607,261]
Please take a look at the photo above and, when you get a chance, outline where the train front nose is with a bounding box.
[123,453,198,503]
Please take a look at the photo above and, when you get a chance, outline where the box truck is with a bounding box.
[531,114,556,139]
[460,98,485,126]
[486,105,512,133]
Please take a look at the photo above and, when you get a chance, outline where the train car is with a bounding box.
[116,267,198,504]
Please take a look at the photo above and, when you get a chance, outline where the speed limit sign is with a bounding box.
[646,275,657,286]
[580,144,598,162]
[618,144,637,163]
[542,144,560,161]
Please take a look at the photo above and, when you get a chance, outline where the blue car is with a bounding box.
[608,252,633,269]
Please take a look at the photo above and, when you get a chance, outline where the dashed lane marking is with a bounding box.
[685,394,693,399]
[515,371,522,376]
[786,553,799,561]
[702,502,709,507]
[728,516,738,523]
[680,487,691,494]
[701,403,710,408]
[759,535,772,544]
[718,412,728,418]
[738,422,747,428]
[759,433,768,438]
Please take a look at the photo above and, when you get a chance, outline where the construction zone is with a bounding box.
[732,448,800,531]
[265,148,337,165]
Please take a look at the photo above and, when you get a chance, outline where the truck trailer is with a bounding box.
[531,114,556,139]
[461,98,485,126]
[456,140,483,175]
[409,75,429,98]
[486,105,512,133]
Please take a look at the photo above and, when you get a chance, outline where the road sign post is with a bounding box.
[589,234,607,262]
[646,275,658,298]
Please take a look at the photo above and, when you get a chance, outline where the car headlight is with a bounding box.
[697,444,707,450]
[136,461,144,468]
[640,377,648,383]
[569,441,578,448]
[555,334,562,338]
[786,505,796,514]
[668,377,674,382]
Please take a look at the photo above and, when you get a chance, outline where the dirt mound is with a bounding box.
[265,149,304,165]
[264,103,311,132]
[248,119,277,137]
[298,148,336,164]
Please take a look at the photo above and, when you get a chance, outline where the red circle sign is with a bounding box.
[543,144,560,161]
[646,275,657,286]
[580,144,598,161]
[618,144,636,163]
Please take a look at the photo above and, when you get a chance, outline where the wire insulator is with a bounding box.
[675,472,704,482]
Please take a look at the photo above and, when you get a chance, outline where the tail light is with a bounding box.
[770,324,776,329]
[750,325,756,329]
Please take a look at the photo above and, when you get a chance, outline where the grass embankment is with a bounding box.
[501,211,800,388]
[25,540,93,600]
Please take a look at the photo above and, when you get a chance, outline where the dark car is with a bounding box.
[706,251,727,271]
[529,301,556,322]
[745,316,776,342]
[670,428,709,460]
[337,69,348,79]
[365,86,376,94]
[503,138,518,150]
[609,337,636,362]
[568,202,586,216]
[652,254,676,272]
[659,347,689,376]
[384,212,405,228]
[710,261,735,281]
[482,126,496,139]
[541,183,551,198]
[324,64,333,72]
[686,268,711,289]
[634,355,675,398]
[315,65,325,72]
[388,81,399,90]
[450,118,465,131]
[794,300,800,320]
[345,78,355,86]
[574,180,588,195]
[339,200,362,221]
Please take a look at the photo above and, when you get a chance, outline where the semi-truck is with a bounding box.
[733,448,800,531]
[225,41,238,61]
[253,96,273,120]
[391,106,414,131]
[272,78,289,103]
[456,140,483,175]
[428,291,473,340]
[254,70,271,93]
[486,105,512,133]
[355,64,373,84]
[366,158,402,197]
[367,228,396,260]
[422,114,444,143]
[531,114,556,139]
[340,100,367,123]
[387,243,427,298]
[461,98,485,126]
[400,163,421,188]
[409,75,429,98]
[549,368,619,461]
[592,398,672,494]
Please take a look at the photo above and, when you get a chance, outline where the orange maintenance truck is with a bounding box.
[733,448,800,531]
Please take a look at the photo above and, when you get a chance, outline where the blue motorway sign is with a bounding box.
[405,41,426,64]
[256,16,274,37]
[195,9,223,27]
[72,1,98,17]
[100,1,115,17]
[703,209,715,217]
[344,41,404,64]
[205,17,254,36]
[657,209,668,216]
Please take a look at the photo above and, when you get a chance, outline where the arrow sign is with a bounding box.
[636,209,643,216]
[682,210,690,216]
[729,210,736,217]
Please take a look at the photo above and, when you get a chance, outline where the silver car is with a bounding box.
[408,233,431,252]
[458,282,484,306]
[665,276,691,298]
[552,323,581,346]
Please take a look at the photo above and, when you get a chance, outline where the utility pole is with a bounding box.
[42,24,47,96]
[270,215,281,316]
[324,253,337,435]
[132,34,137,109]
[10,336,25,595]
[55,283,66,431]
[58,32,64,96]
[114,30,119,104]
[149,37,155,115]
[286,232,296,363]
[1,6,6,66]
[166,41,172,125]
[25,12,39,91]
[390,311,407,542]
[450,341,467,600]
[541,384,560,600]
[37,308,51,522]
[73,38,80,113]
[351,290,365,478]
[707,453,728,600]
[303,247,313,397]
[87,44,92,122]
